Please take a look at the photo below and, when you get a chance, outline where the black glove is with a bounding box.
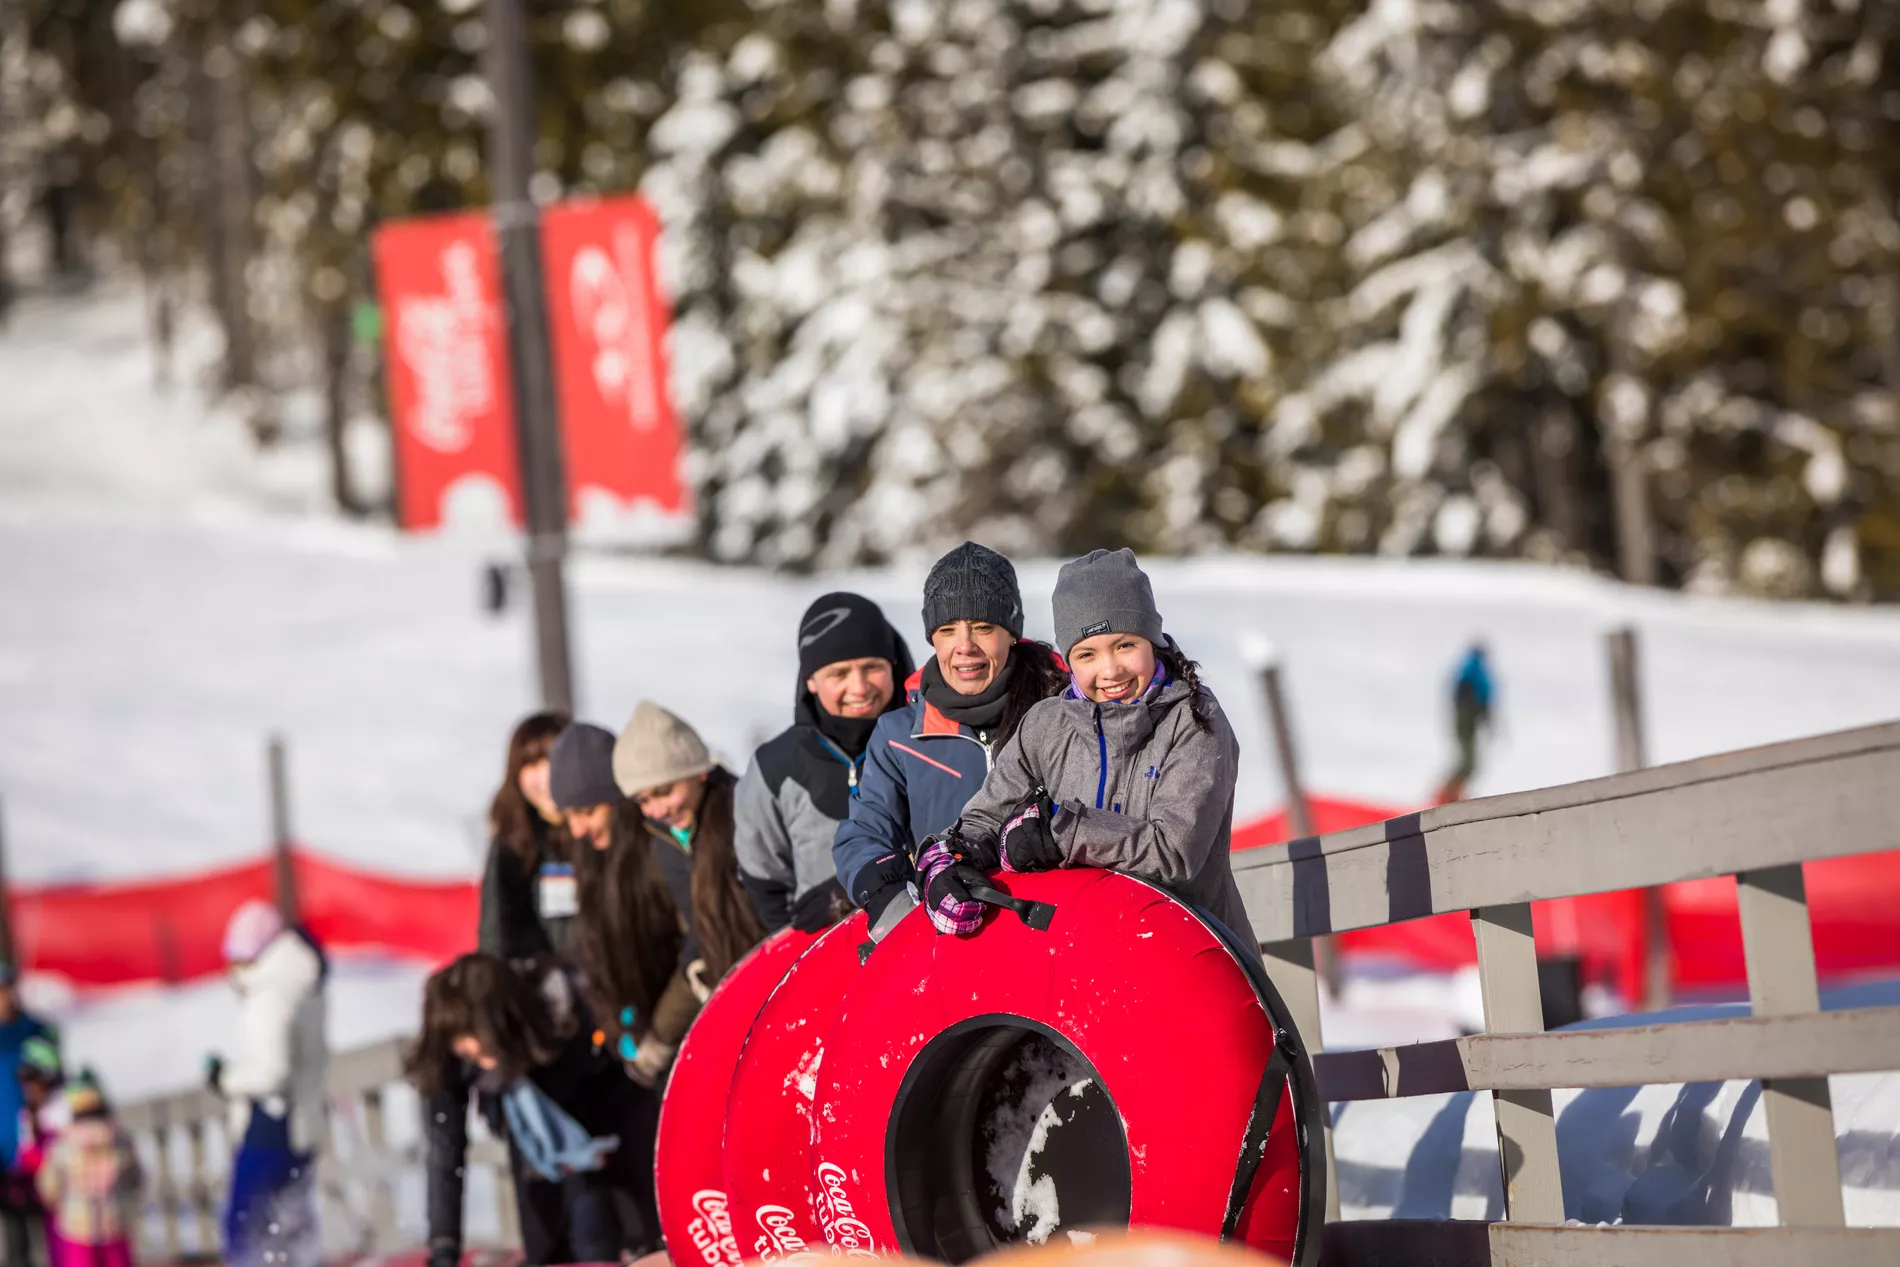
[852,851,913,918]
[1000,788,1062,873]
[204,1055,224,1095]
[790,878,850,933]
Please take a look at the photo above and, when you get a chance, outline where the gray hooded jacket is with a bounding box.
[956,675,1258,959]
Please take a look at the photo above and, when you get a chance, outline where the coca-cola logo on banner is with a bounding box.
[371,210,522,530]
[392,241,498,454]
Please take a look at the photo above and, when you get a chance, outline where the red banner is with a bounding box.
[373,212,523,530]
[541,196,691,526]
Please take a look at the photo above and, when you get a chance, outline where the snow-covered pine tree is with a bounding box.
[647,0,1357,568]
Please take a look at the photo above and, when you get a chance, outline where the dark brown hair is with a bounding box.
[490,711,571,867]
[573,804,684,1038]
[1156,640,1214,732]
[407,953,567,1096]
[997,639,1069,750]
[679,768,765,985]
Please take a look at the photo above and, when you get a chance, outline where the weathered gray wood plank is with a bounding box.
[1472,904,1563,1225]
[1314,1005,1900,1100]
[1262,936,1341,1222]
[1738,863,1846,1227]
[1321,1221,1900,1267]
[1234,720,1900,941]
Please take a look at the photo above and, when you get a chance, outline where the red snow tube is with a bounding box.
[809,869,1322,1265]
[723,911,871,1259]
[654,927,817,1267]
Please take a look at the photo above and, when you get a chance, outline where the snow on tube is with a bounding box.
[655,926,817,1267]
[723,910,871,1259]
[809,869,1323,1266]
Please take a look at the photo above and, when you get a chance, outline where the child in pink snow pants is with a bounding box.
[34,1083,139,1267]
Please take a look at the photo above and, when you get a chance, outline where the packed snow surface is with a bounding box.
[982,1034,1096,1245]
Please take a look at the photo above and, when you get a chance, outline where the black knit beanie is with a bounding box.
[920,542,1025,639]
[797,592,913,683]
[548,723,621,811]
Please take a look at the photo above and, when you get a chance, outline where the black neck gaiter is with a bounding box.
[921,654,1017,731]
[810,703,882,759]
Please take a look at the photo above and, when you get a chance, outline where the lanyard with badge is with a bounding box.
[537,862,577,920]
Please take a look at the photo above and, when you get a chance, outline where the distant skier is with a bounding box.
[1437,643,1495,803]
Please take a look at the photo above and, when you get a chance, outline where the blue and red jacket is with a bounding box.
[831,669,996,902]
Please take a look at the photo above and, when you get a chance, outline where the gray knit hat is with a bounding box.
[921,542,1025,639]
[613,701,714,796]
[549,723,621,810]
[1052,548,1165,655]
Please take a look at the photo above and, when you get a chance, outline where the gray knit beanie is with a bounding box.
[613,700,714,796]
[921,542,1025,638]
[549,723,622,810]
[1052,548,1165,655]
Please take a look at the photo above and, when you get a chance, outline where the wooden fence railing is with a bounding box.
[116,1034,521,1261]
[1232,718,1900,1267]
[117,720,1900,1266]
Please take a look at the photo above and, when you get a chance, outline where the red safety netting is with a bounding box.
[14,850,478,988]
[18,801,1900,999]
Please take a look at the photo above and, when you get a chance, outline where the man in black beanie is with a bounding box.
[735,593,915,932]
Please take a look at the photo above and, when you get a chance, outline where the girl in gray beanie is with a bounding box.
[913,549,1257,959]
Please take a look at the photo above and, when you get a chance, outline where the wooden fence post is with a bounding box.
[1473,903,1565,1223]
[1256,655,1340,999]
[1252,646,1341,1223]
[1737,864,1845,1226]
[268,734,300,924]
[1608,627,1671,1011]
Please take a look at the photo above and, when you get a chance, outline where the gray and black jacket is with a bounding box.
[736,698,883,931]
[955,672,1258,959]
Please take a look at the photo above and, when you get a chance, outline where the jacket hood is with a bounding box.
[230,927,325,999]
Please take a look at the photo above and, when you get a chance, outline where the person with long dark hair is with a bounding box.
[922,549,1257,960]
[831,542,1067,941]
[409,955,659,1264]
[611,703,765,1079]
[548,723,690,1087]
[480,711,576,961]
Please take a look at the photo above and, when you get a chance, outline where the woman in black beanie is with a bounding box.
[831,542,1066,941]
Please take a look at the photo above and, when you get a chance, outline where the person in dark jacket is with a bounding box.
[612,703,765,1078]
[549,723,694,1089]
[410,954,659,1265]
[480,712,577,961]
[831,543,1067,941]
[736,593,915,934]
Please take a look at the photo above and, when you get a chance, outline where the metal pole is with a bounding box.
[485,0,575,713]
[1608,627,1670,1010]
[0,795,16,969]
[268,734,300,925]
[1258,659,1340,998]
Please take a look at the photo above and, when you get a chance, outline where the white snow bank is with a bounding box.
[1331,979,1900,1227]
